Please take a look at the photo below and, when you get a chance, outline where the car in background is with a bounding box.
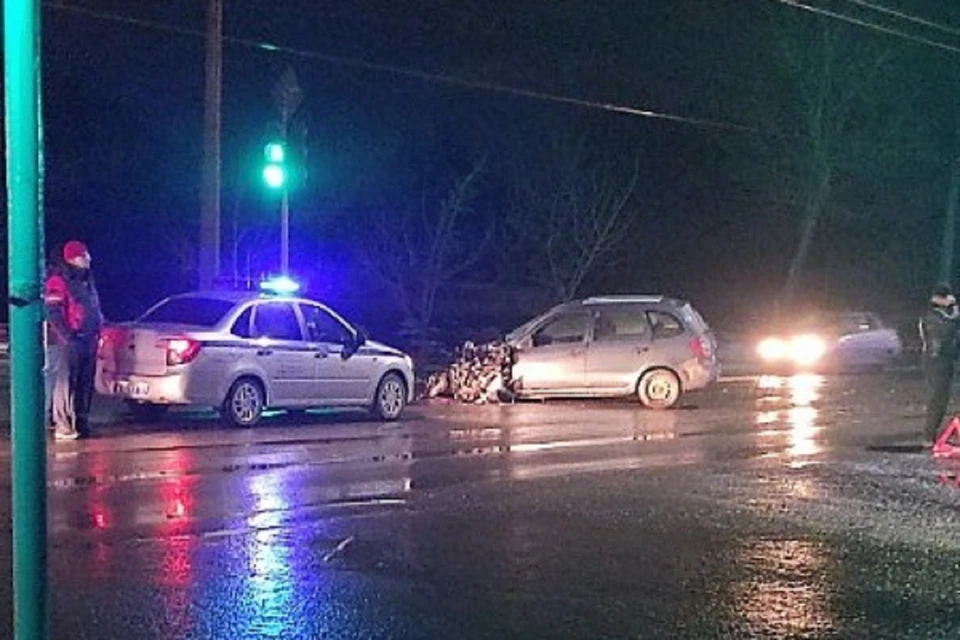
[96,290,415,427]
[505,295,719,409]
[755,311,902,372]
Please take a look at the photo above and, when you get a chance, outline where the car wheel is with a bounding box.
[222,377,265,428]
[372,372,407,421]
[124,400,169,423]
[637,369,682,410]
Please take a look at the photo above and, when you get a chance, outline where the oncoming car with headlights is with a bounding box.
[755,311,902,372]
[96,290,415,427]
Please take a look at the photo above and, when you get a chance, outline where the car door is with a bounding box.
[513,311,590,392]
[585,305,654,392]
[250,301,313,404]
[298,303,371,402]
[836,313,900,365]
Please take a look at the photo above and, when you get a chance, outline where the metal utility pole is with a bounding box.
[941,152,960,285]
[4,0,48,637]
[199,0,223,288]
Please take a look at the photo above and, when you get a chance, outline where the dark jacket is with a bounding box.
[44,265,103,345]
[920,304,959,360]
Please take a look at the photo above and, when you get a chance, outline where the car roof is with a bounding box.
[162,290,320,306]
[581,295,670,305]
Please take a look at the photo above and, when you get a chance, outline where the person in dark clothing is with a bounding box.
[45,241,103,440]
[919,284,960,442]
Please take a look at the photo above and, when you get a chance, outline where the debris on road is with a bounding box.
[425,340,516,404]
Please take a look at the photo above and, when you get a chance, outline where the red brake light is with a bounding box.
[690,336,712,361]
[97,327,120,360]
[163,338,202,366]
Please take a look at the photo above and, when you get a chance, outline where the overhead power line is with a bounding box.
[44,1,755,133]
[841,0,960,39]
[767,0,960,55]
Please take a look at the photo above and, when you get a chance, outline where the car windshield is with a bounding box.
[506,313,550,342]
[139,296,235,327]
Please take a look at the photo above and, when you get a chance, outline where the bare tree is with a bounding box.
[734,14,905,305]
[358,161,490,352]
[505,136,641,302]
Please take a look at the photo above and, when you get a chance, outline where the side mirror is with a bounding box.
[532,334,552,348]
[341,330,365,359]
[356,325,369,346]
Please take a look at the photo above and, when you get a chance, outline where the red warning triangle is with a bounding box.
[932,416,960,458]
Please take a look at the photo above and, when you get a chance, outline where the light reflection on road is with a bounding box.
[754,374,825,459]
[728,538,836,637]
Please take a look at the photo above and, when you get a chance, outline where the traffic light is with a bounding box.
[262,140,287,189]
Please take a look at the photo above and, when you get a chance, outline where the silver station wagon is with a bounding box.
[96,290,415,427]
[505,296,719,409]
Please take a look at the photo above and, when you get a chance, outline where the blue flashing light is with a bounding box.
[260,275,301,295]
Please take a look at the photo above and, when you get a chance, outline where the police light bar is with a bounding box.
[260,275,300,295]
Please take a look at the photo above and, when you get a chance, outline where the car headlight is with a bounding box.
[789,334,826,366]
[757,337,787,361]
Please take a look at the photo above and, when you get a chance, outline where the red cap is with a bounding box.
[63,240,89,262]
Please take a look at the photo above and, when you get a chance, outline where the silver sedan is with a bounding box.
[96,290,415,426]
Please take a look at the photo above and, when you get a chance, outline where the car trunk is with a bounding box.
[102,323,197,377]
[679,303,718,361]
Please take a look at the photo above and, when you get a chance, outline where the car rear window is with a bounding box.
[678,303,711,334]
[139,297,235,327]
[647,311,685,339]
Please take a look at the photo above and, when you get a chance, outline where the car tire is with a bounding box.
[637,368,682,410]
[222,377,265,428]
[125,400,169,423]
[372,372,407,421]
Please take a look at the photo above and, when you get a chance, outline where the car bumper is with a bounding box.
[97,371,194,405]
[678,358,719,391]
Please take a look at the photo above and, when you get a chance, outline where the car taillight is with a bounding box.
[690,336,712,361]
[97,327,119,359]
[162,338,202,366]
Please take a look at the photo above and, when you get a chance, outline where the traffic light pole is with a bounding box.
[281,189,290,275]
[280,110,290,275]
[4,0,49,638]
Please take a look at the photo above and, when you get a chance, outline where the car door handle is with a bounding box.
[636,346,650,354]
[256,349,273,357]
[314,351,328,359]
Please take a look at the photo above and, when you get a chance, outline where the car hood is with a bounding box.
[362,340,408,359]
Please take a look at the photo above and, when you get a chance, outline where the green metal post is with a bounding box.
[4,0,48,638]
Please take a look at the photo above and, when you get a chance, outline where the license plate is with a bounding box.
[115,381,149,397]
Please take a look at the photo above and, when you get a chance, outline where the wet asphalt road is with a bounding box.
[2,372,960,639]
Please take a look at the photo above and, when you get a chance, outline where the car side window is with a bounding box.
[252,303,303,341]
[231,307,253,338]
[299,304,351,344]
[592,307,650,342]
[647,311,685,340]
[532,313,589,347]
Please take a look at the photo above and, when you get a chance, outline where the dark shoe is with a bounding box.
[54,427,79,441]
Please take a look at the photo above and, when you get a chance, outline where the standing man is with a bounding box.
[45,241,103,440]
[919,284,960,443]
[43,259,64,428]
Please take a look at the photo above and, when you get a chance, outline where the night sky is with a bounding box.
[4,0,960,341]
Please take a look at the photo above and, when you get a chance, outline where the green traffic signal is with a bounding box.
[264,141,285,164]
[263,164,286,189]
[263,140,287,189]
